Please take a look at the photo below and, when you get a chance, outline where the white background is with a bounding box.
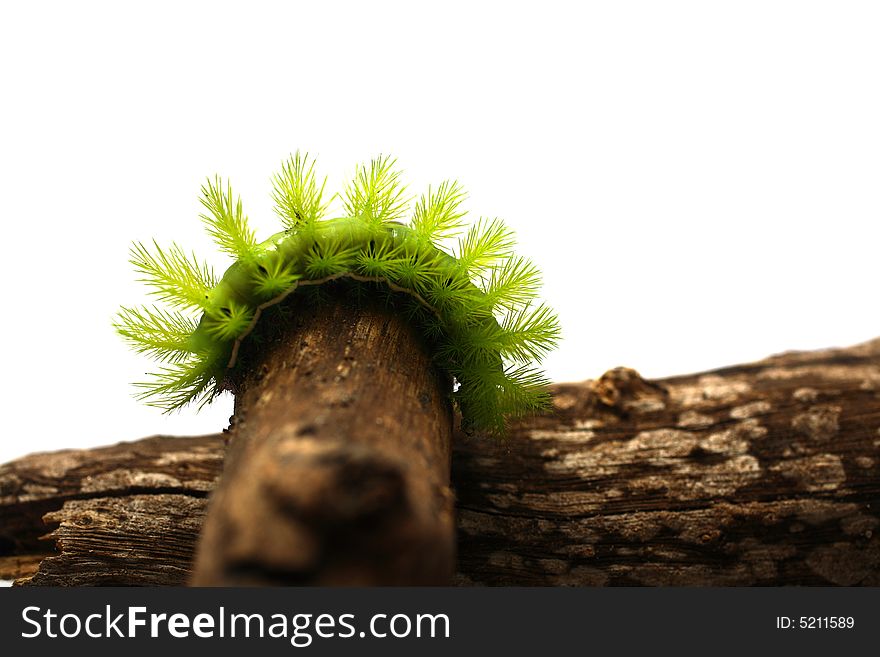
[1,1,878,465]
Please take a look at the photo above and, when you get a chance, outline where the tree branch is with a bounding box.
[191,285,455,585]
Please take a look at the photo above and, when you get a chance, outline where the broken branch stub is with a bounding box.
[191,285,455,585]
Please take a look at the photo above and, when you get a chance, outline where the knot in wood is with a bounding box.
[591,367,668,414]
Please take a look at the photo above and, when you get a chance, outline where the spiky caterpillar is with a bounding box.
[115,154,560,435]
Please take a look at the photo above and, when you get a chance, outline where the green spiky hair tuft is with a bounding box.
[115,153,561,435]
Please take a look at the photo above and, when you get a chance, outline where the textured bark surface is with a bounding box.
[0,435,223,585]
[191,285,455,585]
[454,342,880,585]
[2,338,878,586]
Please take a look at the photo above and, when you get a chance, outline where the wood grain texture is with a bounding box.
[0,434,223,585]
[191,284,456,585]
[2,338,878,586]
[453,342,880,585]
[30,494,209,586]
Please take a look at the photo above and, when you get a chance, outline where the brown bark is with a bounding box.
[0,434,223,585]
[190,284,455,585]
[454,347,880,585]
[2,338,878,586]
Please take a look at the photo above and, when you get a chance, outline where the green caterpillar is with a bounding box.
[115,154,560,435]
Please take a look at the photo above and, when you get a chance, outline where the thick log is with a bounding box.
[190,285,455,585]
[1,339,878,585]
